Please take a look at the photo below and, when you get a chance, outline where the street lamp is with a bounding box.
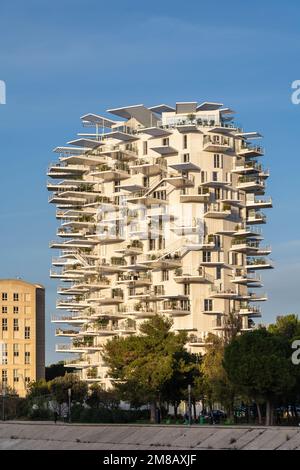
[68,388,71,423]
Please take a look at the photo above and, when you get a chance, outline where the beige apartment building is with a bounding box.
[0,279,45,397]
[48,101,272,389]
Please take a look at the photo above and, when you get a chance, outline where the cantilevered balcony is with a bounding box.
[131,157,167,176]
[169,160,201,173]
[165,173,195,188]
[232,161,263,174]
[49,238,99,249]
[115,240,144,257]
[56,343,87,353]
[159,300,191,316]
[150,145,178,156]
[203,135,231,153]
[236,304,262,317]
[231,271,262,287]
[55,328,79,337]
[47,162,88,179]
[246,197,273,209]
[56,298,89,310]
[171,218,202,235]
[210,287,238,299]
[51,314,88,325]
[173,267,214,284]
[236,292,268,302]
[124,305,157,318]
[90,163,130,182]
[117,273,152,287]
[180,186,210,203]
[231,239,261,253]
[126,190,167,206]
[238,143,264,157]
[246,211,267,225]
[142,253,182,270]
[49,269,84,281]
[204,203,231,219]
[98,144,138,161]
[246,257,274,270]
[237,176,265,192]
[232,225,262,239]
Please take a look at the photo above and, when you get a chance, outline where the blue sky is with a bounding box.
[0,0,299,364]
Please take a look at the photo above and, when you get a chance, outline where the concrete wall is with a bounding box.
[0,422,300,450]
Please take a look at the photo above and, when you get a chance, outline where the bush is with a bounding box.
[70,406,149,424]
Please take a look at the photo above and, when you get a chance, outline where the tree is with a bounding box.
[27,379,49,399]
[103,315,196,422]
[49,373,88,405]
[223,328,295,425]
[199,333,235,419]
[86,383,120,409]
[268,314,300,341]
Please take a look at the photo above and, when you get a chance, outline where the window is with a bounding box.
[183,153,190,162]
[149,239,156,251]
[201,171,207,183]
[2,318,7,331]
[2,306,7,314]
[216,266,222,280]
[25,293,31,302]
[212,171,218,182]
[215,235,221,248]
[143,176,149,187]
[161,270,169,282]
[25,351,30,365]
[1,344,8,365]
[183,135,188,149]
[24,306,31,315]
[13,369,19,383]
[162,137,169,146]
[204,299,213,312]
[203,251,211,263]
[13,344,19,357]
[143,141,148,155]
[231,252,238,265]
[25,326,30,339]
[214,154,222,168]
[25,372,31,383]
[214,188,221,200]
[184,284,190,296]
[13,319,19,331]
[2,293,7,301]
[13,293,19,301]
[13,306,19,314]
[2,370,7,384]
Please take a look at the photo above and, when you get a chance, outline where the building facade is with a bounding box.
[0,279,45,396]
[48,101,272,389]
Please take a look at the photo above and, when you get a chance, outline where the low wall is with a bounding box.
[0,421,299,450]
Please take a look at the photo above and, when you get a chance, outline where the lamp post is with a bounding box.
[68,388,71,424]
[188,384,192,426]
